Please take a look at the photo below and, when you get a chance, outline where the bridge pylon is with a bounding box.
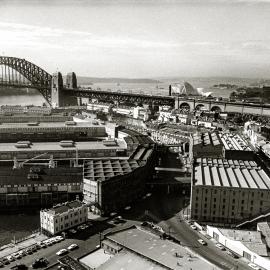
[51,71,78,107]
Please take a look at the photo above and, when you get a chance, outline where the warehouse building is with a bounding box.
[190,132,254,160]
[0,166,82,210]
[0,121,107,142]
[191,158,270,224]
[83,150,154,215]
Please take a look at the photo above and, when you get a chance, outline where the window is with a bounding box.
[232,206,235,210]
[213,204,216,209]
[251,200,253,205]
[241,200,244,204]
[214,198,216,202]
[232,199,235,203]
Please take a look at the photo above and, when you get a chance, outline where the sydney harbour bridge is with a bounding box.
[1,56,270,116]
[0,56,174,107]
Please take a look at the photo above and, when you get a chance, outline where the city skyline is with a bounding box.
[1,0,270,78]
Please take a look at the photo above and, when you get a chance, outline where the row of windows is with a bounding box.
[197,189,267,197]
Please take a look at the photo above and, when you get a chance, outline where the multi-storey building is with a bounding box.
[40,200,87,236]
[191,158,270,224]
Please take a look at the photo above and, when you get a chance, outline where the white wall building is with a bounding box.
[207,225,270,270]
[40,200,88,236]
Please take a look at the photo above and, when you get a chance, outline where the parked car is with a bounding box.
[215,243,225,250]
[190,225,197,230]
[67,244,78,251]
[13,252,22,259]
[226,250,239,259]
[0,261,3,268]
[0,258,9,265]
[69,229,77,234]
[197,239,207,246]
[56,249,68,256]
[6,255,15,262]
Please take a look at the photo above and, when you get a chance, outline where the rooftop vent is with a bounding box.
[59,140,75,147]
[65,121,77,126]
[27,122,39,126]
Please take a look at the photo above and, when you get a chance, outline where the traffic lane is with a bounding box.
[163,217,236,270]
[149,195,248,270]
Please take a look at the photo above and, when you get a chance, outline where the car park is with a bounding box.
[215,243,225,250]
[67,244,78,250]
[248,263,261,270]
[197,239,207,245]
[56,249,68,256]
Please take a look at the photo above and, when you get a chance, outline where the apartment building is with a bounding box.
[40,200,87,236]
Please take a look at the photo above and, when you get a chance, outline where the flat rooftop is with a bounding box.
[193,132,222,146]
[0,121,106,129]
[0,140,126,153]
[194,158,270,189]
[84,159,140,182]
[218,228,268,256]
[43,200,85,215]
[106,227,216,270]
[219,133,252,151]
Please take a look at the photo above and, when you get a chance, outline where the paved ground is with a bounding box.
[3,193,260,270]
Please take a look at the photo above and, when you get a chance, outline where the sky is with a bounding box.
[0,0,270,78]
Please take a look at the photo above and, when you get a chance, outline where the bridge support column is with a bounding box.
[51,72,78,108]
[51,72,63,108]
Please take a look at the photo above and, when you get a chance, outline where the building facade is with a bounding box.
[191,158,270,224]
[40,200,87,236]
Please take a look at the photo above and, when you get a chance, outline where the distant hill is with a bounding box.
[76,76,161,85]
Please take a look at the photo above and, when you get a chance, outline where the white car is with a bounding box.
[56,249,68,256]
[13,253,22,259]
[6,255,15,262]
[55,236,64,242]
[248,263,261,270]
[215,243,225,250]
[190,225,197,230]
[67,244,78,251]
[197,239,207,245]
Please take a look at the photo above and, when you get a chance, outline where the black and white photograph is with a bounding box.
[0,0,270,269]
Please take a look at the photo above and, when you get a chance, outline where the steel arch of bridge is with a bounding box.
[0,56,52,104]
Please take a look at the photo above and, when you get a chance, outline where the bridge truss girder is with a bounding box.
[0,56,52,104]
[65,89,175,106]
